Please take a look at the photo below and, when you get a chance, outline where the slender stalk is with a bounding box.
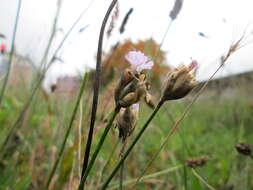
[96,138,120,188]
[0,2,93,158]
[152,19,173,65]
[107,165,183,190]
[78,98,84,179]
[46,73,89,189]
[78,109,118,190]
[81,0,118,179]
[191,169,216,190]
[119,155,124,190]
[0,0,22,105]
[101,138,120,177]
[100,100,164,190]
[39,0,63,71]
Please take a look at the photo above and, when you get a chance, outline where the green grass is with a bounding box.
[0,84,252,189]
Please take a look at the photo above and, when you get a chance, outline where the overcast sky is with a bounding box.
[0,0,253,86]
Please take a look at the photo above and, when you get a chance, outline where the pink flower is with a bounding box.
[125,51,154,72]
[188,60,198,72]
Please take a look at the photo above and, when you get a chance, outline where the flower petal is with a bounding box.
[125,50,154,72]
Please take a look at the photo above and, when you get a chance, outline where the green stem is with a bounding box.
[191,169,216,190]
[78,109,119,190]
[108,165,183,190]
[119,156,124,190]
[80,0,118,179]
[101,100,164,190]
[46,73,89,189]
[0,0,22,105]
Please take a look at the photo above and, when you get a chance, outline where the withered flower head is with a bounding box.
[114,51,155,109]
[117,103,139,141]
[235,142,252,157]
[186,156,209,168]
[162,60,198,101]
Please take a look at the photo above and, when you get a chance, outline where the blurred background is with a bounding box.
[1,0,253,85]
[0,0,253,190]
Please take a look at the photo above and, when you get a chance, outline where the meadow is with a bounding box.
[0,74,252,190]
[0,0,253,189]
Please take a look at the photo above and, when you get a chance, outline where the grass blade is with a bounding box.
[80,0,118,181]
[46,73,89,188]
[0,0,22,105]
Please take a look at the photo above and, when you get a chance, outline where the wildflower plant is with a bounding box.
[100,59,198,189]
[78,50,155,189]
[115,51,155,109]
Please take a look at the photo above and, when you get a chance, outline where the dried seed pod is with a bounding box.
[186,156,209,168]
[117,104,139,141]
[144,92,155,109]
[235,142,252,157]
[115,70,152,109]
[162,62,198,102]
[119,92,138,108]
[114,68,135,104]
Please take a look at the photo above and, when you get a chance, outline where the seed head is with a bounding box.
[235,142,252,157]
[117,104,139,141]
[162,60,198,102]
[186,156,209,168]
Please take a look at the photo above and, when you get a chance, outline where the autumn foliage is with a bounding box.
[102,39,171,81]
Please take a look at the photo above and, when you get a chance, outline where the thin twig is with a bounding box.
[80,0,118,180]
[0,0,22,105]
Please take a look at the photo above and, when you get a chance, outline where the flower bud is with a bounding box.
[162,62,198,101]
[114,51,155,109]
[114,68,135,104]
[117,104,139,141]
[115,69,153,109]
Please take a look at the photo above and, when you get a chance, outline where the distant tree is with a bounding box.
[101,39,172,88]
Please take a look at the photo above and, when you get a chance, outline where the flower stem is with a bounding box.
[78,109,119,190]
[119,159,124,190]
[0,0,22,106]
[100,100,164,190]
[80,0,118,180]
[119,148,124,190]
